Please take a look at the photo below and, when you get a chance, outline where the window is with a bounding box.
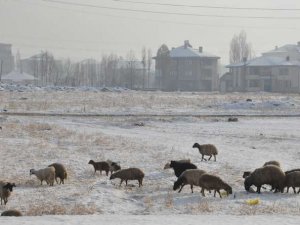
[279,68,289,75]
[249,80,260,87]
[202,68,212,78]
[249,67,260,75]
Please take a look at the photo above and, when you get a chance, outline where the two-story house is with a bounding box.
[155,40,220,91]
[221,42,300,93]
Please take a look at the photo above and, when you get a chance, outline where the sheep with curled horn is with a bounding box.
[192,143,218,162]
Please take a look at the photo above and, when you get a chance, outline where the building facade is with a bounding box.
[155,40,220,92]
[221,42,300,93]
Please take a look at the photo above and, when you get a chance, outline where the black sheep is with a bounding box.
[169,161,197,177]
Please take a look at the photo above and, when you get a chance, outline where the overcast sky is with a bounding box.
[0,0,300,64]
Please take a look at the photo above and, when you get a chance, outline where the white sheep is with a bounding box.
[30,166,56,186]
[173,169,206,193]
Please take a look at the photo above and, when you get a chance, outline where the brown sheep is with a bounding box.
[0,182,16,205]
[88,160,110,176]
[198,174,232,198]
[285,171,300,194]
[192,143,218,161]
[48,163,68,184]
[109,168,144,187]
[173,169,206,193]
[244,165,285,193]
[1,210,22,217]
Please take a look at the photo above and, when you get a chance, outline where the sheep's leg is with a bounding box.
[214,155,216,162]
[297,188,300,194]
[257,186,261,194]
[191,185,194,193]
[201,155,207,161]
[287,186,290,193]
[106,171,109,176]
[119,180,123,187]
[201,188,205,197]
[138,179,143,187]
[213,190,216,197]
[125,180,128,186]
[208,155,212,161]
[217,190,222,198]
[293,187,296,194]
[178,184,185,193]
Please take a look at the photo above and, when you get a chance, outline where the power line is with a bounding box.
[10,0,300,30]
[42,0,300,20]
[112,0,300,11]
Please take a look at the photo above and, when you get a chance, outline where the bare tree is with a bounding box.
[229,30,253,63]
[155,44,170,89]
[141,47,147,90]
[126,50,137,89]
[147,48,152,88]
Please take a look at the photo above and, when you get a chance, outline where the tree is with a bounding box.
[156,44,170,89]
[229,30,253,63]
[147,48,152,88]
[141,47,147,89]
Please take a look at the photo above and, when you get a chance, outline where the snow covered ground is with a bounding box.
[0,88,300,223]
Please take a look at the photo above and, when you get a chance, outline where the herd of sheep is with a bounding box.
[1,142,300,217]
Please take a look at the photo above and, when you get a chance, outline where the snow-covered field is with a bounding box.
[0,87,300,223]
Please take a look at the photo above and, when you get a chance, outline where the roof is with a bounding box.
[1,70,36,82]
[265,44,300,54]
[227,56,300,68]
[169,45,219,59]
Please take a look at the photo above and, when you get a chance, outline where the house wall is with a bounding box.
[227,66,300,93]
[167,57,219,92]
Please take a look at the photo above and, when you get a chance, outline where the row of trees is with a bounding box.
[20,48,153,88]
[15,30,252,87]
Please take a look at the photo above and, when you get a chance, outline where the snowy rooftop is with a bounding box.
[227,56,300,68]
[169,40,219,59]
[265,44,300,54]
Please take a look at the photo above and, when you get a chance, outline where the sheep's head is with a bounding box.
[29,169,35,176]
[3,183,16,192]
[173,180,181,191]
[192,143,199,148]
[169,161,176,168]
[88,160,94,165]
[244,177,252,192]
[225,185,233,195]
[110,173,116,180]
[111,163,121,172]
[164,162,171,169]
[243,171,252,179]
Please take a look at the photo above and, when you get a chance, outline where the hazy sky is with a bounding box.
[1,0,300,64]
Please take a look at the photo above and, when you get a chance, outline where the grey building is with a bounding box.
[221,42,300,93]
[155,40,220,92]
